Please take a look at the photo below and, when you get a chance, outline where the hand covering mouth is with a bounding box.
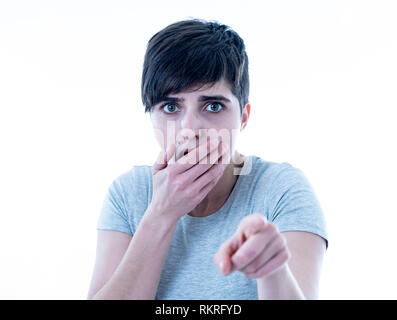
[175,138,197,161]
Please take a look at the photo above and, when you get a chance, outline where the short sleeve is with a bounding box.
[96,178,133,235]
[268,164,328,249]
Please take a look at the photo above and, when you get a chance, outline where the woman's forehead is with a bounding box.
[172,78,231,95]
[168,80,234,102]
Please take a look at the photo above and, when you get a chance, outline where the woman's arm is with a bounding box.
[257,231,326,300]
[87,205,177,300]
[257,264,305,299]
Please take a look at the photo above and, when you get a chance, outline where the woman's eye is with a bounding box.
[162,104,179,113]
[205,102,223,113]
[160,102,223,114]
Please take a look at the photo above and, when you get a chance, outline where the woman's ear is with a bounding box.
[240,103,251,131]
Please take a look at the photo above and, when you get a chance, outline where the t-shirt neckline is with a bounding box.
[184,155,255,222]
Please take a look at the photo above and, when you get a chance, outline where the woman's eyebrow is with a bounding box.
[162,95,232,103]
[199,95,231,103]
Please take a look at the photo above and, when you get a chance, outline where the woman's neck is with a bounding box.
[188,151,245,218]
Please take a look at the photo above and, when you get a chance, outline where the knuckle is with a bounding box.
[210,175,219,184]
[238,248,256,264]
[280,248,290,262]
[267,223,279,236]
[251,213,263,220]
[267,223,277,232]
[231,250,242,265]
[241,215,252,225]
[205,179,217,191]
[185,188,195,199]
[175,178,187,191]
[245,262,259,274]
[275,235,285,248]
[193,194,203,203]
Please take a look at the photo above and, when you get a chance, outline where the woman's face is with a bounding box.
[150,78,250,164]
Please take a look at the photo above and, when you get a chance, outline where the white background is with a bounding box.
[1,0,396,299]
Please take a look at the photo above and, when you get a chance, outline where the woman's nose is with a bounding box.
[180,110,200,131]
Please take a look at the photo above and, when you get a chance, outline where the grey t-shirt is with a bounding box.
[97,155,328,299]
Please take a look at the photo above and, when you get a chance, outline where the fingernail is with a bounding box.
[219,261,224,273]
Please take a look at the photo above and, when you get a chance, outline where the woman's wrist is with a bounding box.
[257,264,306,300]
[144,204,179,232]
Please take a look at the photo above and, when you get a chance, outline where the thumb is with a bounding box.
[152,143,175,175]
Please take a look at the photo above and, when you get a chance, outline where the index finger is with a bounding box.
[214,236,237,275]
[214,231,245,275]
[171,137,220,173]
[152,143,176,174]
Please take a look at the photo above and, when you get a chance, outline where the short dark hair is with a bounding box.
[141,18,249,117]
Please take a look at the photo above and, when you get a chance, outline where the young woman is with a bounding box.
[87,19,328,300]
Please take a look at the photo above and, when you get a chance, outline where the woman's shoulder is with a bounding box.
[114,164,152,186]
[108,165,153,206]
[246,155,298,183]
